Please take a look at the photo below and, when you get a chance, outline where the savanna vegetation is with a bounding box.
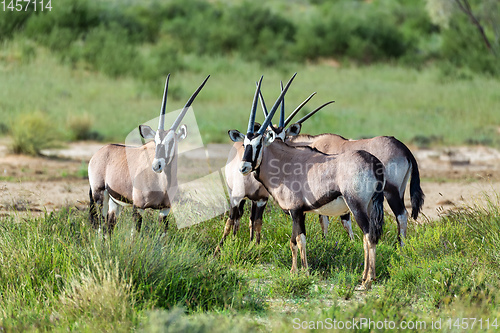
[1,199,499,331]
[1,0,500,331]
[0,0,499,152]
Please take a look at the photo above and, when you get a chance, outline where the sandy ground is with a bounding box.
[1,141,500,221]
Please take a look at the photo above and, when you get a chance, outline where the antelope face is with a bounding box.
[228,130,275,175]
[140,124,187,173]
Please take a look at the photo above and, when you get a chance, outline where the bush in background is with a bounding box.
[9,111,60,155]
[292,2,410,64]
[66,112,102,141]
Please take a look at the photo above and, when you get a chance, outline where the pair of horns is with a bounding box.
[247,73,297,135]
[256,80,334,130]
[158,74,210,131]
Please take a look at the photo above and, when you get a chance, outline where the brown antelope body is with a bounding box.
[88,75,209,233]
[228,75,386,289]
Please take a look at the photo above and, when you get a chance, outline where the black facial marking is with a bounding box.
[242,145,253,163]
[155,143,166,160]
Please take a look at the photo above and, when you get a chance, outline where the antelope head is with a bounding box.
[139,74,210,173]
[228,73,296,175]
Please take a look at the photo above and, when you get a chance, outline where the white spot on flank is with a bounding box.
[309,196,349,217]
[109,195,131,207]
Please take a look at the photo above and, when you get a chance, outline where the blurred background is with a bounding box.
[0,0,499,153]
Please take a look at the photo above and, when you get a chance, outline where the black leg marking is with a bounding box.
[385,183,407,246]
[133,206,143,232]
[250,200,267,243]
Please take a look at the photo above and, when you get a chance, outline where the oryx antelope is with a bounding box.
[216,85,335,252]
[257,85,424,247]
[285,130,424,246]
[88,74,210,233]
[228,75,386,289]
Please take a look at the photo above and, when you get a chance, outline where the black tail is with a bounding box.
[89,188,99,228]
[408,153,424,220]
[369,180,385,245]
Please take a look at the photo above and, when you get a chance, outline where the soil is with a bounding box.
[1,141,500,221]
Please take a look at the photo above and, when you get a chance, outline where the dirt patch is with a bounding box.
[1,141,500,221]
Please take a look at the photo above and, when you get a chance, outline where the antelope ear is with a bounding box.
[286,123,301,137]
[139,125,156,141]
[264,130,275,147]
[253,122,262,133]
[176,124,187,142]
[228,130,245,142]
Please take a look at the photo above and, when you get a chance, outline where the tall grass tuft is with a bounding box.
[9,111,59,155]
[57,250,136,332]
[456,194,500,268]
[94,216,257,312]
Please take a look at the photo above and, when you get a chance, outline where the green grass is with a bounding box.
[1,39,500,147]
[1,197,500,331]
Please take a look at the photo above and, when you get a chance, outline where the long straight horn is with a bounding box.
[284,92,316,126]
[279,81,285,128]
[296,101,335,124]
[158,74,170,130]
[248,76,264,134]
[257,82,280,131]
[257,72,297,135]
[171,75,210,131]
[257,82,268,117]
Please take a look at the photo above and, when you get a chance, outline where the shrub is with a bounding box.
[0,10,34,41]
[292,2,410,63]
[23,0,99,42]
[160,0,296,66]
[9,111,59,155]
[66,112,101,141]
[441,15,500,75]
[77,24,142,77]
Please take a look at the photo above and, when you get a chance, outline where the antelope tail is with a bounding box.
[408,153,424,220]
[369,169,385,245]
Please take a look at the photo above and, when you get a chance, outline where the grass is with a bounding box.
[0,197,499,331]
[1,38,500,147]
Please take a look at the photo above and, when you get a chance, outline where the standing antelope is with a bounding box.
[285,130,423,246]
[88,74,210,233]
[228,75,386,289]
[216,88,335,252]
[256,86,424,246]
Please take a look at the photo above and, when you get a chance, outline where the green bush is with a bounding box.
[66,112,98,141]
[23,0,99,46]
[0,9,34,41]
[66,23,142,77]
[441,15,500,75]
[160,0,295,65]
[9,111,59,155]
[293,2,410,63]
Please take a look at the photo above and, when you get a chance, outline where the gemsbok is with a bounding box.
[216,85,334,252]
[228,75,386,289]
[251,82,425,246]
[88,74,210,234]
